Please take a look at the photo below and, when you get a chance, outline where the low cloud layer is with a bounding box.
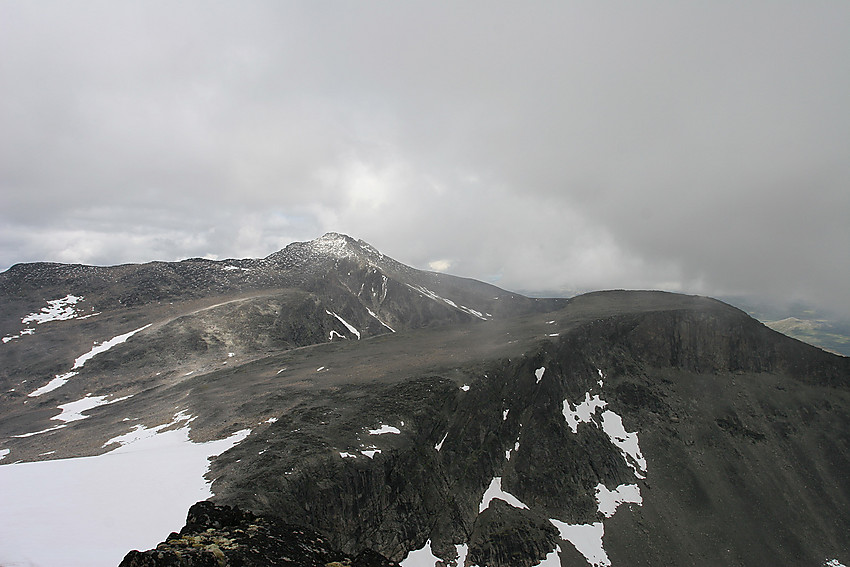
[2,2,848,313]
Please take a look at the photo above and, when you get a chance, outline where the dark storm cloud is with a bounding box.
[1,2,848,314]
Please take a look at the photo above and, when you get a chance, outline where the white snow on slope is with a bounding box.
[479,476,529,513]
[72,324,152,370]
[366,307,396,332]
[3,296,99,344]
[404,284,488,320]
[535,545,563,567]
[563,392,646,479]
[401,539,441,567]
[506,438,520,461]
[28,324,152,397]
[2,328,35,343]
[0,449,9,461]
[326,310,361,339]
[368,424,401,435]
[562,393,607,434]
[21,294,84,325]
[0,421,250,567]
[600,411,647,479]
[550,377,647,564]
[549,520,610,567]
[12,423,67,438]
[103,411,197,448]
[435,431,449,451]
[454,544,469,567]
[54,394,132,423]
[535,367,546,383]
[825,560,848,567]
[27,371,79,398]
[595,483,642,517]
[361,447,381,458]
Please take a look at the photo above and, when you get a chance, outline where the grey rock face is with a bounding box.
[119,501,399,567]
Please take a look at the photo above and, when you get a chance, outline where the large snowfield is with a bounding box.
[0,424,248,567]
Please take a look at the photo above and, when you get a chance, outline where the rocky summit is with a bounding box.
[0,233,848,567]
[119,501,399,567]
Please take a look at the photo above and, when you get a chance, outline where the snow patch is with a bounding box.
[0,448,9,461]
[461,384,470,392]
[595,483,642,517]
[0,419,250,567]
[479,477,529,513]
[562,393,607,434]
[825,560,848,567]
[366,307,396,332]
[361,447,382,459]
[600,411,647,479]
[339,452,357,458]
[549,520,610,567]
[401,538,441,567]
[454,544,469,567]
[405,283,488,320]
[72,324,152,370]
[368,424,401,435]
[435,431,449,451]
[535,367,546,383]
[103,411,197,449]
[54,394,132,423]
[326,310,361,339]
[21,294,84,325]
[27,371,78,397]
[534,545,563,567]
[506,439,520,461]
[12,424,67,438]
[503,409,509,420]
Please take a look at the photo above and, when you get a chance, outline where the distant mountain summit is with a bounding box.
[266,232,395,269]
[1,234,848,567]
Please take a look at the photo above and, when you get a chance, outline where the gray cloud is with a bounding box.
[2,1,848,314]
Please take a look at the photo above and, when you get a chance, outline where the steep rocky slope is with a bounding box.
[204,291,850,566]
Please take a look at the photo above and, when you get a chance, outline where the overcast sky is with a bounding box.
[1,2,848,313]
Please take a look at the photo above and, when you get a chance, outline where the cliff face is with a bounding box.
[204,291,849,566]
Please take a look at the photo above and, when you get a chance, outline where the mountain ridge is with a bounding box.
[0,234,848,567]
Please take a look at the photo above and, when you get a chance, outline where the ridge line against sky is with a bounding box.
[1,2,848,314]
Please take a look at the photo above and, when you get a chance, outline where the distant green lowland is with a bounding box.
[722,297,850,357]
[763,317,850,357]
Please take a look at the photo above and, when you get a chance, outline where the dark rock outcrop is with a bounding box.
[119,501,398,567]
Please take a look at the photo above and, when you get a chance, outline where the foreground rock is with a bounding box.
[119,501,398,567]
